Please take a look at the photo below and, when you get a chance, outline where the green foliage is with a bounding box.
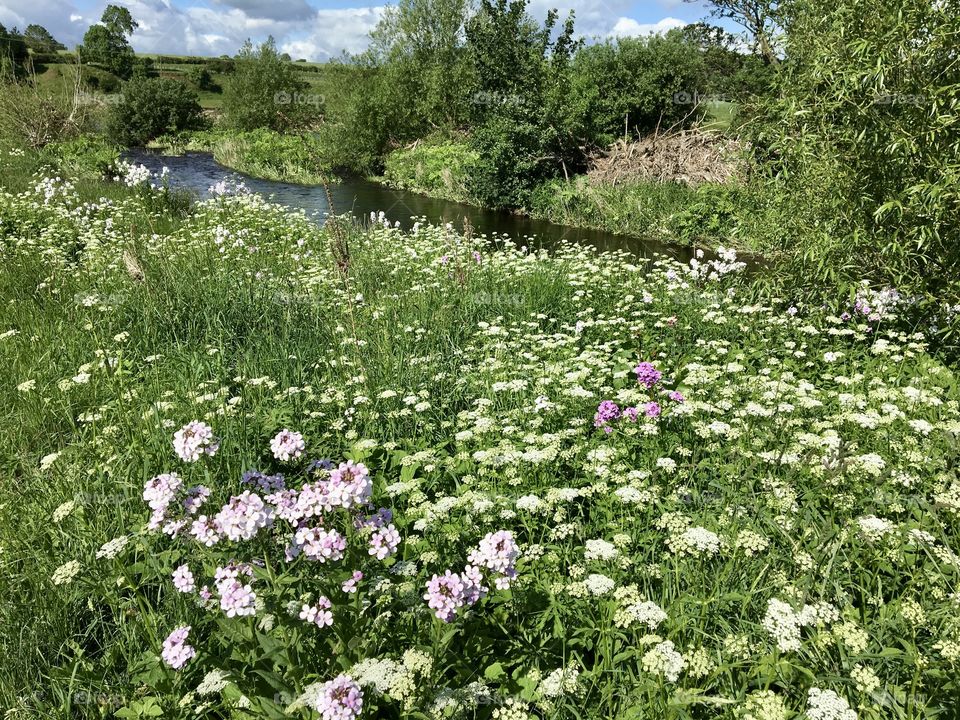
[464,0,585,209]
[381,137,478,202]
[40,136,120,179]
[79,5,139,80]
[572,33,706,146]
[529,176,703,240]
[748,0,960,338]
[23,24,66,53]
[221,38,312,133]
[188,65,217,92]
[163,128,333,184]
[108,77,207,146]
[669,184,749,243]
[0,24,28,75]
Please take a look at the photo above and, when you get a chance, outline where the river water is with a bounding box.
[125,149,696,261]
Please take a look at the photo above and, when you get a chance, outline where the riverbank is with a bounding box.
[144,128,756,250]
[149,128,334,185]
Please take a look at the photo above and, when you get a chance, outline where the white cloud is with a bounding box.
[609,16,687,37]
[4,0,692,62]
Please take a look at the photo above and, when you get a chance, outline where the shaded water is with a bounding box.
[126,149,696,261]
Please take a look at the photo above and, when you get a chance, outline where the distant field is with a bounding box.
[701,100,739,131]
[29,52,346,111]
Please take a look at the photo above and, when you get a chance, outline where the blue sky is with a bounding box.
[0,0,719,62]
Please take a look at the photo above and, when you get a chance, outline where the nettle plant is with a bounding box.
[125,421,518,719]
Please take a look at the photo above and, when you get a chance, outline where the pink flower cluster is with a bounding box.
[313,674,363,720]
[634,361,663,389]
[172,564,195,593]
[423,530,518,621]
[173,421,220,463]
[469,530,519,589]
[359,508,401,560]
[593,362,685,433]
[291,526,347,562]
[214,563,257,617]
[214,491,275,542]
[290,461,373,519]
[144,473,211,535]
[161,625,195,669]
[270,429,305,461]
[300,596,334,627]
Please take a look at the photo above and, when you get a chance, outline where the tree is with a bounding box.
[686,0,782,65]
[80,5,139,79]
[464,0,585,208]
[23,25,66,53]
[572,32,706,145]
[0,24,28,73]
[108,76,207,145]
[221,38,311,132]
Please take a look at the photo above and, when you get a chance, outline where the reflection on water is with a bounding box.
[125,149,696,261]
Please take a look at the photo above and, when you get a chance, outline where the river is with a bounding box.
[125,149,697,261]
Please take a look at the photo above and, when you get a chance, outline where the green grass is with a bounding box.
[701,100,739,132]
[1,147,960,719]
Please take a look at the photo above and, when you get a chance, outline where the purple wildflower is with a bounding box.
[342,571,363,594]
[172,564,195,593]
[161,626,196,670]
[634,362,663,389]
[300,596,334,628]
[173,421,219,463]
[313,674,363,720]
[270,429,305,461]
[593,400,621,429]
[423,571,467,622]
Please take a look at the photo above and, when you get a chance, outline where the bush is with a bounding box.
[746,0,960,342]
[381,137,478,202]
[108,77,207,146]
[572,33,706,146]
[221,38,313,132]
[40,136,120,179]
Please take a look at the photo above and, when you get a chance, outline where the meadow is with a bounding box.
[0,152,958,720]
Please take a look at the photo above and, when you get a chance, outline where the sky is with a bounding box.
[0,0,719,63]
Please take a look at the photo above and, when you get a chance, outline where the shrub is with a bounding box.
[572,33,706,146]
[108,77,207,146]
[381,138,478,202]
[221,38,313,132]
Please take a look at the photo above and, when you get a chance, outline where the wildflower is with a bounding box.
[173,421,219,462]
[634,362,663,389]
[52,560,81,586]
[196,669,230,695]
[161,626,196,670]
[52,501,76,523]
[342,571,363,593]
[300,597,334,628]
[644,401,661,418]
[270,429,306,461]
[806,688,857,720]
[96,536,129,560]
[584,539,618,561]
[214,491,274,542]
[217,578,257,618]
[313,674,363,720]
[40,452,60,471]
[369,524,401,560]
[593,400,620,430]
[641,640,686,682]
[172,565,196,593]
[16,379,36,393]
[293,526,347,562]
[424,571,467,622]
